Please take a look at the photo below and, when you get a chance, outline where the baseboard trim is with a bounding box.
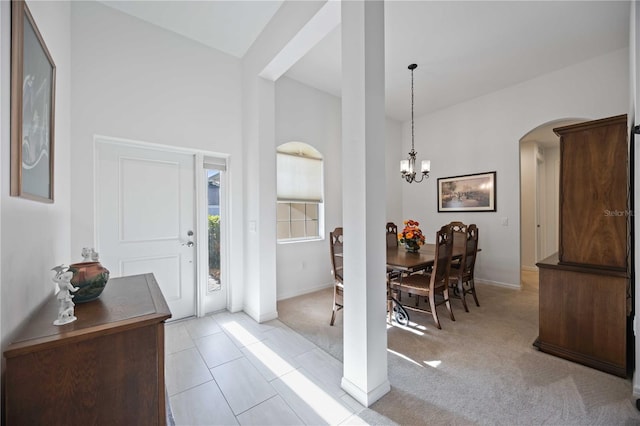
[631,372,640,397]
[341,376,390,407]
[633,383,640,398]
[277,283,333,301]
[521,265,538,272]
[243,305,279,323]
[475,278,520,290]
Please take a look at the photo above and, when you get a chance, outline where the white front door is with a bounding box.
[96,139,196,320]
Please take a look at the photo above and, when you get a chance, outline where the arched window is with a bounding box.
[276,142,324,242]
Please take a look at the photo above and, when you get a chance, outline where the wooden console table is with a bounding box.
[4,273,171,425]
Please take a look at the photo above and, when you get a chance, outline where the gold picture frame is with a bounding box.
[11,0,56,202]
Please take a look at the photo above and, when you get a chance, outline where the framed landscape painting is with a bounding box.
[11,0,56,202]
[438,171,496,212]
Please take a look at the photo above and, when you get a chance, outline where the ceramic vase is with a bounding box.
[405,241,420,253]
[69,261,110,303]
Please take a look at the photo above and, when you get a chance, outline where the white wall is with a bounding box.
[385,118,404,226]
[1,1,71,346]
[274,77,341,300]
[403,48,629,288]
[274,76,403,300]
[69,2,244,310]
[520,141,536,269]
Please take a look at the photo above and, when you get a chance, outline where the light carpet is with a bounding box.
[277,271,640,425]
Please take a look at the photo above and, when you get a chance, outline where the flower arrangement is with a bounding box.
[398,219,426,252]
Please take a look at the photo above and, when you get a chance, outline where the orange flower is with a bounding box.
[398,219,426,246]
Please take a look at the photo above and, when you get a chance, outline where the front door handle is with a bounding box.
[182,230,194,247]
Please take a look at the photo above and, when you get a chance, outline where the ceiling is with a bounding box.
[98,0,284,58]
[98,1,630,123]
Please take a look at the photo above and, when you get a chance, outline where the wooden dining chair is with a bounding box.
[385,222,402,281]
[449,221,467,266]
[386,222,398,248]
[384,222,409,323]
[329,227,344,326]
[449,224,480,312]
[388,224,456,329]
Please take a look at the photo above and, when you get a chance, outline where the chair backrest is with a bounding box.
[386,222,398,248]
[449,221,467,254]
[462,224,479,278]
[430,224,454,290]
[329,227,344,283]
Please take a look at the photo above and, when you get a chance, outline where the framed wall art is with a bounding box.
[11,0,56,202]
[438,171,496,212]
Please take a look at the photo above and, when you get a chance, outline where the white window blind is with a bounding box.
[277,152,323,203]
[203,156,226,171]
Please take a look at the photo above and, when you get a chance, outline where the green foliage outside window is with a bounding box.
[208,215,220,270]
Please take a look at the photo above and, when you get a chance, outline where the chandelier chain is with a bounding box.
[400,63,429,183]
[411,65,415,152]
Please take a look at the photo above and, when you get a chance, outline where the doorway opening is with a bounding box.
[519,118,586,284]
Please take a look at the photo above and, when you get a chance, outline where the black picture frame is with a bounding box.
[437,171,496,212]
[10,0,56,203]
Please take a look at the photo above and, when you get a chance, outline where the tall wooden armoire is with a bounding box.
[535,114,631,377]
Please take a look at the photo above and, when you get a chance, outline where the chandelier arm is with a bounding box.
[413,172,429,183]
[400,171,429,184]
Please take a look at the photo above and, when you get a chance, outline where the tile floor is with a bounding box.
[165,311,366,425]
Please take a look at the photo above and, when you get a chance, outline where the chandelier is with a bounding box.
[400,63,430,183]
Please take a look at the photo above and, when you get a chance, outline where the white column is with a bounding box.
[240,1,327,323]
[340,0,390,406]
[241,74,278,323]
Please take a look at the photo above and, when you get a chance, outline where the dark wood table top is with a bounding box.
[387,244,438,272]
[387,244,474,272]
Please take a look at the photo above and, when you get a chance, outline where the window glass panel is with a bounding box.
[277,222,290,239]
[291,221,305,239]
[290,203,305,221]
[277,203,290,221]
[306,204,318,220]
[306,220,318,237]
[276,202,320,241]
[207,170,221,293]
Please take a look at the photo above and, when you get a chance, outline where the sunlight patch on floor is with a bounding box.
[224,321,352,424]
[387,320,427,336]
[221,321,259,346]
[387,348,424,368]
[280,369,353,422]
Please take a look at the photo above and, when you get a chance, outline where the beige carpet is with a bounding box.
[277,271,640,425]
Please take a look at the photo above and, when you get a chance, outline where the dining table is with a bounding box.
[386,243,468,273]
[386,243,478,325]
[388,244,435,273]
